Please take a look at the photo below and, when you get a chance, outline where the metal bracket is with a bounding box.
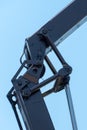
[7,87,23,130]
[37,31,78,130]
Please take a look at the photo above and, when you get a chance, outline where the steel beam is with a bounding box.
[26,0,87,53]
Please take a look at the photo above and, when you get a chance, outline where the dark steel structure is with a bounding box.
[7,0,87,130]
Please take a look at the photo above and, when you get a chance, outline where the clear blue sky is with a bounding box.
[0,0,87,130]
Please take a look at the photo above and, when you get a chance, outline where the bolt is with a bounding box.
[21,90,31,98]
[42,29,48,35]
[18,81,22,86]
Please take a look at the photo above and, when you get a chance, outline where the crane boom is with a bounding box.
[27,0,87,54]
[7,0,87,130]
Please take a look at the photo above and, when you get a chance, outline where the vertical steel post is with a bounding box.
[65,85,78,130]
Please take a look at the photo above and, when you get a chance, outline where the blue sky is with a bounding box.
[0,0,87,130]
